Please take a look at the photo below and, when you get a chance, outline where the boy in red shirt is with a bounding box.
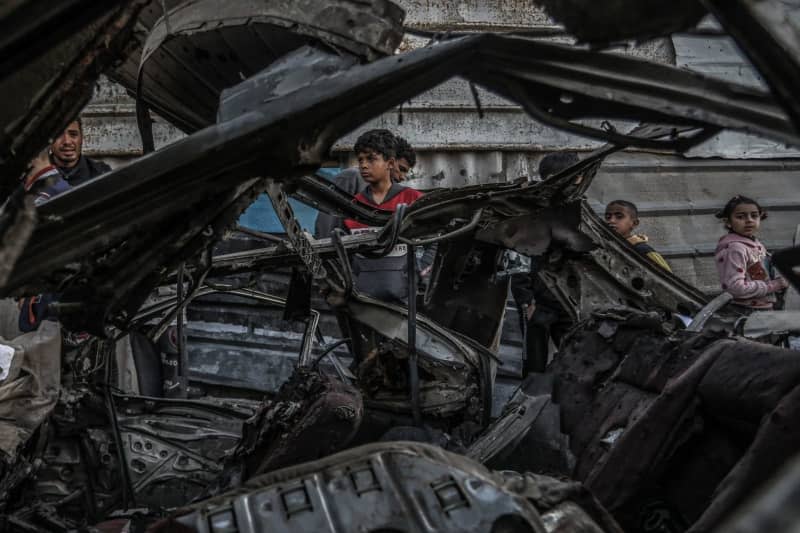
[344,130,423,303]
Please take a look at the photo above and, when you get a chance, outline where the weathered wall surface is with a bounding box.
[80,1,800,296]
[591,154,800,292]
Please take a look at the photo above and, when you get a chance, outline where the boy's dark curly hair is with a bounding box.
[394,136,416,168]
[353,129,397,160]
[606,199,639,219]
[715,195,767,220]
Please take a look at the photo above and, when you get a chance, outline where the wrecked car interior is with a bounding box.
[2,0,800,531]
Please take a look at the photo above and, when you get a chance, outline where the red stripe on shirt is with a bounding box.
[345,188,423,230]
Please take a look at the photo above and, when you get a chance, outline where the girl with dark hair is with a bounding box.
[714,196,787,309]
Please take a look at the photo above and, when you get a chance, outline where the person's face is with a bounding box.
[51,121,83,168]
[604,204,638,237]
[727,203,761,237]
[393,157,411,182]
[357,149,393,185]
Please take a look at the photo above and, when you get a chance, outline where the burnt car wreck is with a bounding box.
[2,0,800,531]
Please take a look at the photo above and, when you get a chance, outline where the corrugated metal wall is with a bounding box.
[590,154,800,293]
[80,1,800,297]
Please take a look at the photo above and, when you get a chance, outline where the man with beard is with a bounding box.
[18,118,111,332]
[49,118,110,186]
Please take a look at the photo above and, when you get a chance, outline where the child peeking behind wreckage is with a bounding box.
[604,200,672,272]
[16,150,70,332]
[714,195,787,310]
[343,129,423,304]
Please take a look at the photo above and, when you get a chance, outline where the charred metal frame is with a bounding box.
[0,1,128,79]
[3,31,797,336]
[406,242,421,426]
[169,442,569,532]
[132,285,361,392]
[125,0,406,133]
[3,1,800,530]
[343,293,497,425]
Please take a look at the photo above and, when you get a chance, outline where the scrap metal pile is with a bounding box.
[1,0,800,531]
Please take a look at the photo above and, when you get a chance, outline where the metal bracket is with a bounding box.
[265,179,327,280]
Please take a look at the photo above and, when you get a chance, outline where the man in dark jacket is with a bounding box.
[17,119,111,332]
[510,151,581,374]
[50,118,110,186]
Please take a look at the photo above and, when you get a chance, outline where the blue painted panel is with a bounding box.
[237,169,342,232]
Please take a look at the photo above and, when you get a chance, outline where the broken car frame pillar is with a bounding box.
[176,262,189,398]
[407,240,422,427]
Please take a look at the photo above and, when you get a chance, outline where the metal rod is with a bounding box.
[150,268,208,341]
[361,203,406,259]
[400,208,483,247]
[135,69,155,155]
[104,342,136,509]
[331,228,354,297]
[312,338,352,367]
[176,262,188,398]
[686,291,734,332]
[297,310,321,367]
[234,224,288,244]
[407,244,422,426]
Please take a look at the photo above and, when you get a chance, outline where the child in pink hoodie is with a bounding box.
[715,196,788,309]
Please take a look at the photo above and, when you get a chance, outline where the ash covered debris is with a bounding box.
[0,0,799,532]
